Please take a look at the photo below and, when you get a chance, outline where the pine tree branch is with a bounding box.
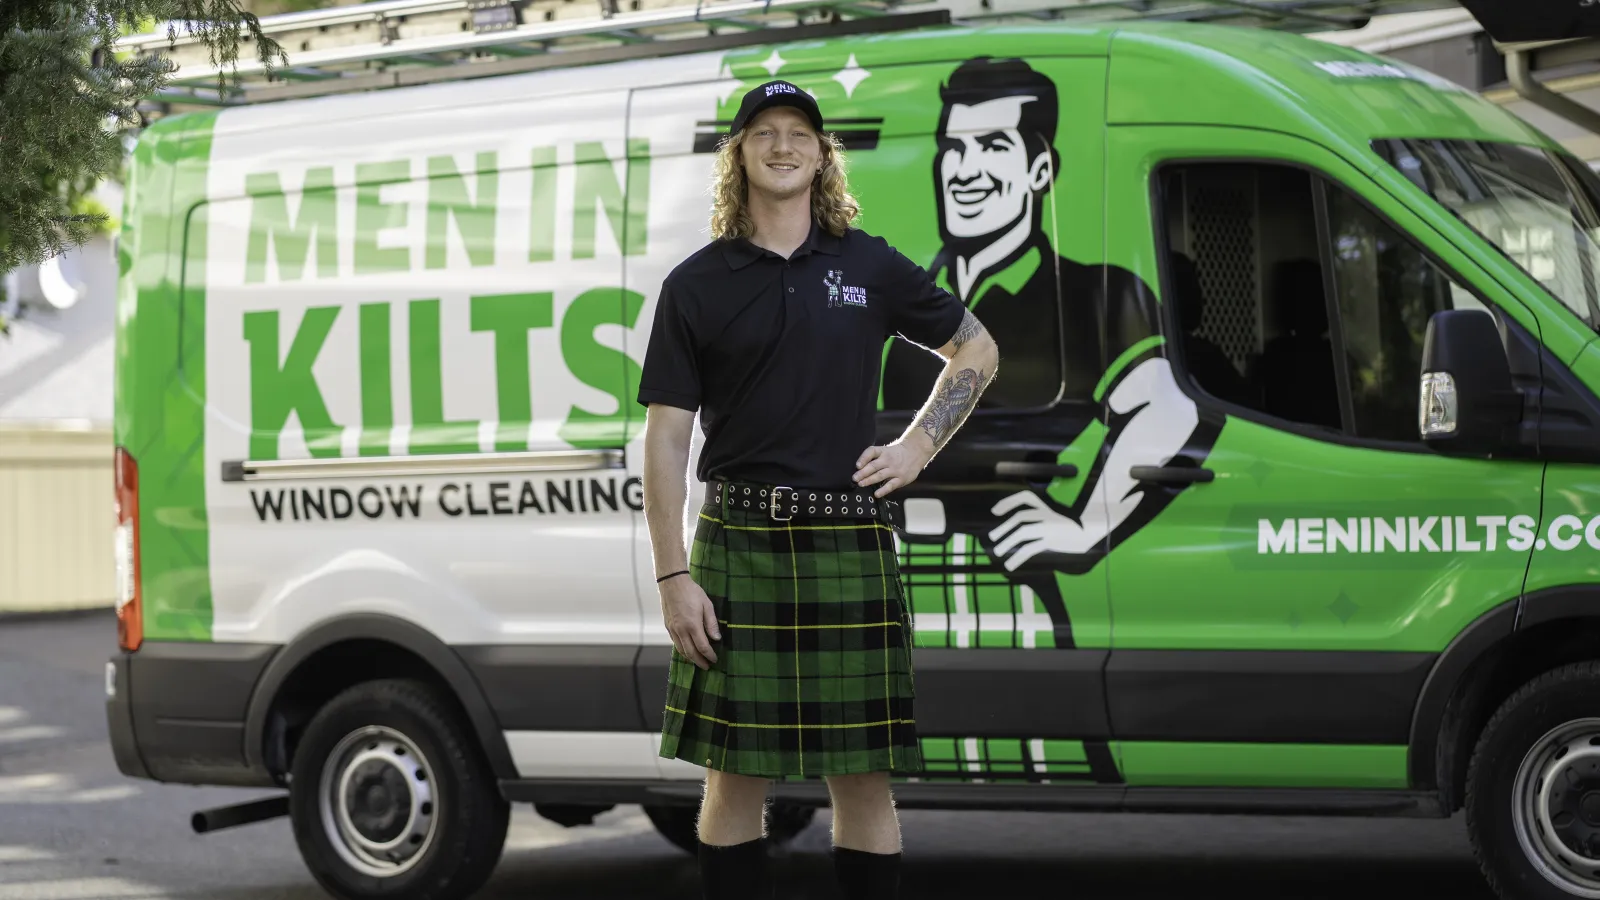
[0,0,296,272]
[113,1,290,98]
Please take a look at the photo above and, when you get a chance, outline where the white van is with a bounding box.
[108,12,1600,900]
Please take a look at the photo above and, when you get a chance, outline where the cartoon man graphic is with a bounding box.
[884,56,1209,600]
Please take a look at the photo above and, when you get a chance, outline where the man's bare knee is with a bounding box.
[698,770,772,845]
[825,772,900,853]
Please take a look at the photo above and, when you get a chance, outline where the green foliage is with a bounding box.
[0,1,295,272]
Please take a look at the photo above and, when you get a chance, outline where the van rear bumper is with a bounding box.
[105,654,149,780]
[104,642,281,788]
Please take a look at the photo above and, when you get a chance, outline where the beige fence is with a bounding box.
[0,423,114,613]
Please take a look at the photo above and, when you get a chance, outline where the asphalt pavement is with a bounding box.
[0,610,1499,899]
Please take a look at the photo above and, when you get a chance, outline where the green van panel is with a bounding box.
[118,112,218,642]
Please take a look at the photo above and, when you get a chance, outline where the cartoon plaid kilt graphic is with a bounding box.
[658,497,923,778]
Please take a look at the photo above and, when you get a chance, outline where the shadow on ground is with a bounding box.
[475,812,1496,900]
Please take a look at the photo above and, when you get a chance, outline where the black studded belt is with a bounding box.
[707,480,888,522]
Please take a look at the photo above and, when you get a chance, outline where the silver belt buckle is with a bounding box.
[770,485,795,521]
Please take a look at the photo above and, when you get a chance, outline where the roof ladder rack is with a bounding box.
[117,0,1459,116]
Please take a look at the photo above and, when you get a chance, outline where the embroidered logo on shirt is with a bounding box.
[824,269,868,309]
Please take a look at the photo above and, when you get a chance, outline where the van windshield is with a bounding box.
[1374,138,1600,334]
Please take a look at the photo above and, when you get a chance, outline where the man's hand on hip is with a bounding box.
[855,431,935,498]
[660,575,720,670]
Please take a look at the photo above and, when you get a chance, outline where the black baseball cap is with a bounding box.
[729,80,825,135]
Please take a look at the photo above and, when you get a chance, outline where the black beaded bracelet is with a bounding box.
[655,570,690,584]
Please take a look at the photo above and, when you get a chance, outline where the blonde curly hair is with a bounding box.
[708,125,860,240]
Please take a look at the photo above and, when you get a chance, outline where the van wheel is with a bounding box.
[643,801,816,855]
[1468,662,1600,900]
[288,679,510,900]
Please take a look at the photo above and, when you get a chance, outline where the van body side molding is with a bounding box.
[635,645,1114,738]
[457,644,642,732]
[1105,649,1435,745]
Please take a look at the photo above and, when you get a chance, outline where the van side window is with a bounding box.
[1324,185,1465,442]
[1159,162,1474,445]
[1159,164,1340,431]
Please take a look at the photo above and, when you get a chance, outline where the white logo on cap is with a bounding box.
[765,83,798,97]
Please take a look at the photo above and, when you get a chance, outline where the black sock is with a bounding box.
[832,846,901,899]
[699,836,772,900]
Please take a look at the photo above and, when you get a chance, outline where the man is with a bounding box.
[636,80,999,899]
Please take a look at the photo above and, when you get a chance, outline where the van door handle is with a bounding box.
[996,461,1078,480]
[1131,465,1214,484]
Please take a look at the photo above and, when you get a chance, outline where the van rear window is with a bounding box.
[1374,138,1600,334]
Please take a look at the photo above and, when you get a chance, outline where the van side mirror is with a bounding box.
[1418,309,1523,454]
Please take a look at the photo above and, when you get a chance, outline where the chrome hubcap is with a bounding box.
[318,726,437,878]
[1514,718,1600,897]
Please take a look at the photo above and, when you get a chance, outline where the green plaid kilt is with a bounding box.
[658,490,923,778]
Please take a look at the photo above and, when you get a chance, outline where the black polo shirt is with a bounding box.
[637,220,966,488]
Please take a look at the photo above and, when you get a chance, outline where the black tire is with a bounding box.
[644,801,817,855]
[288,678,510,900]
[1468,661,1600,900]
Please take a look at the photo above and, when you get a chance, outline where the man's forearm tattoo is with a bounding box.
[951,309,983,349]
[917,367,985,448]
